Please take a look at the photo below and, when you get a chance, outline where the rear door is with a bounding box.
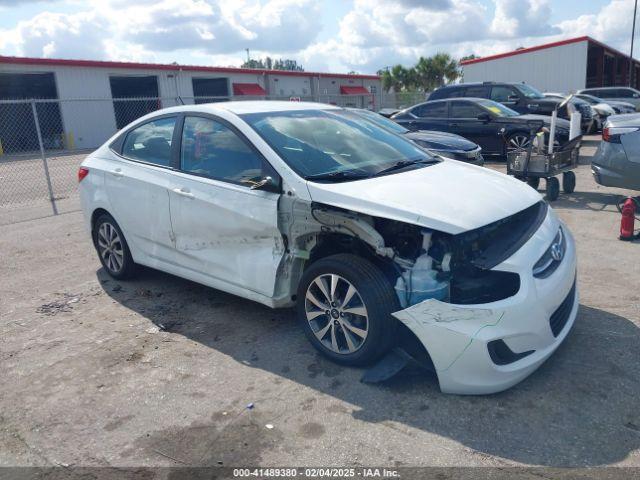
[168,114,284,297]
[448,100,502,154]
[104,116,177,262]
[402,101,449,132]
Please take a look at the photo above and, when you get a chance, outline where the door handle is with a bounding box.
[173,187,195,199]
[110,168,124,177]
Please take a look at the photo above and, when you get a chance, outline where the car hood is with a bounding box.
[606,112,640,127]
[517,114,571,129]
[607,100,635,109]
[404,130,478,151]
[305,160,541,234]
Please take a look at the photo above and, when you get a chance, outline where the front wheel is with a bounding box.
[297,254,399,366]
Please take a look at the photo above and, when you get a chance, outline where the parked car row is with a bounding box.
[391,97,569,161]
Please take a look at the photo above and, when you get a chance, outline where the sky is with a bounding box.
[0,0,635,73]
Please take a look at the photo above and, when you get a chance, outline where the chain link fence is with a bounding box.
[0,92,425,225]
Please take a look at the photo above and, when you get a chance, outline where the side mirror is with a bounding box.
[477,112,492,122]
[633,93,639,98]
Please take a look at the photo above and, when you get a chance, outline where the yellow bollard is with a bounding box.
[67,132,74,150]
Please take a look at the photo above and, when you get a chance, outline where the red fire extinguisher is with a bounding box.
[619,197,639,241]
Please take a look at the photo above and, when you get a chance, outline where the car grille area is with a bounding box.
[549,278,577,337]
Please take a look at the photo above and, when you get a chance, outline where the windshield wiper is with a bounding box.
[305,170,371,182]
[372,158,439,177]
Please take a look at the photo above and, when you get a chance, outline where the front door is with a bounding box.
[168,114,284,297]
[448,100,502,154]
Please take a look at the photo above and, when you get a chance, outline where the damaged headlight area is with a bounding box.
[364,202,546,308]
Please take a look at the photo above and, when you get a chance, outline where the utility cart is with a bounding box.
[506,119,582,201]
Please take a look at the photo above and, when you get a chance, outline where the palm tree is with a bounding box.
[430,52,460,87]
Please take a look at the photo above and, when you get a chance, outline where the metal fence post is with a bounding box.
[31,101,58,215]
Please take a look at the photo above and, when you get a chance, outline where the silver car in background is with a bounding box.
[592,114,640,191]
[578,87,640,111]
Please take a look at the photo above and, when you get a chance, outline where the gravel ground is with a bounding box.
[1,138,639,473]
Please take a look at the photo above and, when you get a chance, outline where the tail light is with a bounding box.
[78,167,89,182]
[603,126,638,143]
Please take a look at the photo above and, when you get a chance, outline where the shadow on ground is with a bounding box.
[100,267,640,467]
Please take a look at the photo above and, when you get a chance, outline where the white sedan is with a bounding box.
[78,101,578,394]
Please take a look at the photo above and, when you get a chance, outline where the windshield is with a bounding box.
[476,99,520,117]
[241,109,435,180]
[345,108,409,134]
[516,84,545,99]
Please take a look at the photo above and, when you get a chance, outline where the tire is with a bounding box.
[93,213,136,280]
[546,177,560,201]
[296,254,399,366]
[527,177,540,190]
[563,171,576,194]
[506,132,531,155]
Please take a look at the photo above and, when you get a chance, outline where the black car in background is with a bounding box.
[346,108,484,165]
[429,82,588,122]
[391,98,570,160]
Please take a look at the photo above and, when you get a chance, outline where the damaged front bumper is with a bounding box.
[392,208,578,395]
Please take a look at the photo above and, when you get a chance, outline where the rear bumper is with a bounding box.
[393,208,578,395]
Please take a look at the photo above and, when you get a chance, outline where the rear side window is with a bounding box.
[451,101,484,118]
[180,116,265,185]
[412,102,448,118]
[464,86,489,98]
[122,117,176,166]
[597,89,616,98]
[430,87,463,99]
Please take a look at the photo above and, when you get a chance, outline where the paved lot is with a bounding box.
[1,139,639,470]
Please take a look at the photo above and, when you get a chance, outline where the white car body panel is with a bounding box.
[78,101,579,395]
[167,170,284,297]
[306,159,541,234]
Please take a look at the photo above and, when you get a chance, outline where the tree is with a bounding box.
[460,54,478,63]
[241,57,304,71]
[378,53,460,92]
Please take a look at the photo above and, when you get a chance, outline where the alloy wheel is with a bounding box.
[507,134,531,152]
[304,274,369,355]
[97,222,124,273]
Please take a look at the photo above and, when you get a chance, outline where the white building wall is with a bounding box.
[1,61,381,148]
[462,40,589,93]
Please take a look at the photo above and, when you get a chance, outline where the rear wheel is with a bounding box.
[563,171,576,194]
[546,177,560,201]
[297,254,399,366]
[506,132,531,154]
[93,213,136,280]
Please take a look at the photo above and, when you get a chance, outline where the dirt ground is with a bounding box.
[1,138,639,472]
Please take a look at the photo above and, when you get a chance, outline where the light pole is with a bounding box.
[630,0,638,87]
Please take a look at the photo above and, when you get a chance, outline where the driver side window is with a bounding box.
[180,116,266,185]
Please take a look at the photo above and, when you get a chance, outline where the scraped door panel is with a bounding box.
[169,175,283,296]
[103,159,176,262]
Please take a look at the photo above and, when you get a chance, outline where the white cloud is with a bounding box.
[0,0,638,74]
[557,0,636,51]
[490,0,558,38]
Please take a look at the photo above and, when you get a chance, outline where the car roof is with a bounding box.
[155,101,341,116]
[581,87,634,91]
